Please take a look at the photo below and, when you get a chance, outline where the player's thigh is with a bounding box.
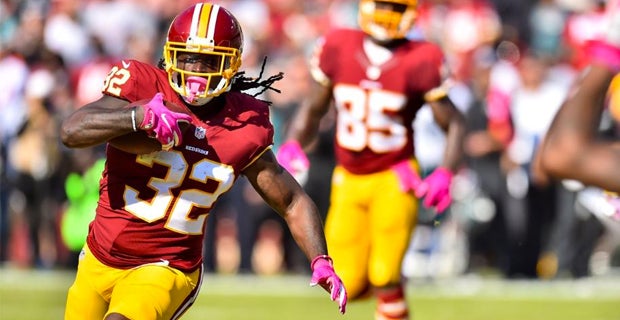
[107,264,201,320]
[368,171,418,286]
[65,247,115,320]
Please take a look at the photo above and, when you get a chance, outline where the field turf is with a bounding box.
[1,268,619,320]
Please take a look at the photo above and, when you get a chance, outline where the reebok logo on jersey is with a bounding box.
[122,60,131,69]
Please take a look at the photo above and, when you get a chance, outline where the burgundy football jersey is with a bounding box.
[87,60,274,272]
[312,29,446,174]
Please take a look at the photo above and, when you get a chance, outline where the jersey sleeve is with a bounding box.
[309,29,353,86]
[223,93,275,172]
[100,60,161,102]
[407,43,449,94]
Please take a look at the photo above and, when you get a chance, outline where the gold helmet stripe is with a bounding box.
[189,3,221,45]
[205,5,220,41]
[190,3,219,39]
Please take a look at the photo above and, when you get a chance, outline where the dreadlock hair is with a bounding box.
[230,56,283,105]
[157,56,284,105]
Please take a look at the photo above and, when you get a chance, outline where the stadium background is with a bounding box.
[1,0,620,318]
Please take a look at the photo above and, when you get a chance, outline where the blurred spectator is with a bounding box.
[0,39,29,265]
[563,0,607,70]
[82,0,158,60]
[417,0,502,82]
[460,46,510,273]
[495,51,573,278]
[529,0,568,59]
[43,0,93,68]
[7,47,68,268]
[69,36,115,109]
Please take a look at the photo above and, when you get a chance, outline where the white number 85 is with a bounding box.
[333,84,408,153]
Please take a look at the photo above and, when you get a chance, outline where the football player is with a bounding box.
[541,0,620,192]
[60,3,346,319]
[277,0,465,319]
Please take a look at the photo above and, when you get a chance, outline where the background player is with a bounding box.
[541,0,620,193]
[277,0,466,319]
[60,3,346,319]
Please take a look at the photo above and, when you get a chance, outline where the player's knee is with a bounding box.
[369,269,400,289]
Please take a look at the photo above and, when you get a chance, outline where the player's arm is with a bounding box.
[410,94,466,214]
[243,149,328,258]
[541,65,620,191]
[427,95,466,171]
[60,95,136,148]
[276,81,333,182]
[541,0,620,191]
[286,81,334,148]
[61,93,191,150]
[243,149,347,313]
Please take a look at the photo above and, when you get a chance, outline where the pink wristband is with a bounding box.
[311,255,333,270]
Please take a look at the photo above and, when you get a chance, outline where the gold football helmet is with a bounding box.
[358,0,418,41]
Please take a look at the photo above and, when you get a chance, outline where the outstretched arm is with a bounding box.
[244,150,347,313]
[244,150,329,260]
[541,65,620,191]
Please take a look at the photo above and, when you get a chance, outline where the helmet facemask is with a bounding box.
[164,41,241,106]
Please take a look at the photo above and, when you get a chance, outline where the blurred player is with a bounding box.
[60,3,346,319]
[277,0,465,318]
[541,0,620,193]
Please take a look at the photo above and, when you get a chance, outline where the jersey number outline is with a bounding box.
[102,66,130,96]
[333,84,408,153]
[124,151,234,235]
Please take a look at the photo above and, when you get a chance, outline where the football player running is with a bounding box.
[541,0,620,193]
[277,0,465,319]
[60,3,346,320]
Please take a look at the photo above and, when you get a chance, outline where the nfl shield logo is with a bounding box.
[194,126,206,139]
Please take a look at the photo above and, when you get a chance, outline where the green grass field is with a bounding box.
[1,268,619,320]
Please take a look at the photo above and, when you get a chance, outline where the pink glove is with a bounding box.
[276,140,310,185]
[139,93,192,151]
[391,160,422,192]
[415,167,453,213]
[310,255,347,314]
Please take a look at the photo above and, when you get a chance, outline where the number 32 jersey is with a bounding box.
[87,60,274,273]
[312,28,446,174]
